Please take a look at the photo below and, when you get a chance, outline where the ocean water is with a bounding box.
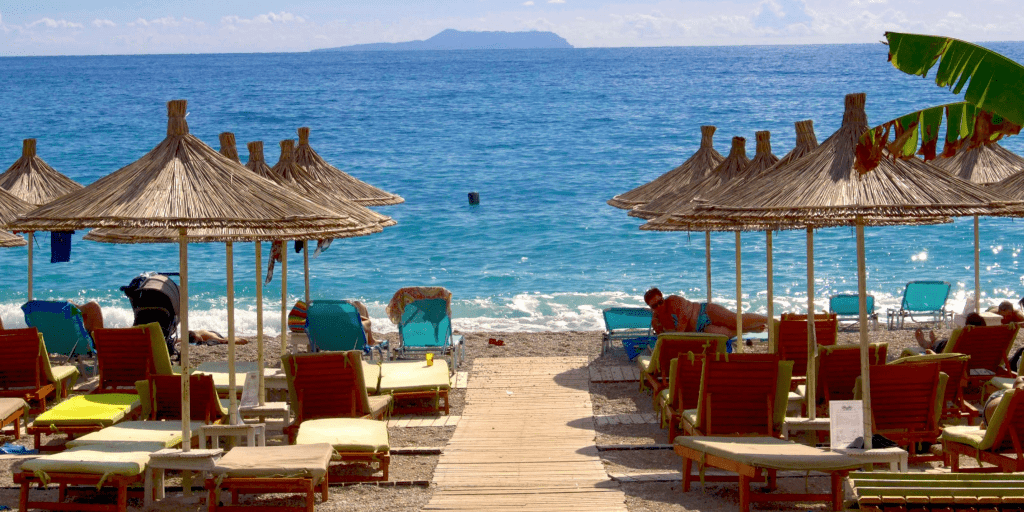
[2,42,1024,336]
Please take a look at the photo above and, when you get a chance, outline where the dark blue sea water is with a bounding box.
[2,43,1024,334]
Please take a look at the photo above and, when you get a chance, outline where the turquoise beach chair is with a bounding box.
[22,300,94,361]
[601,307,655,360]
[829,294,878,331]
[305,300,387,361]
[886,281,952,330]
[386,287,464,370]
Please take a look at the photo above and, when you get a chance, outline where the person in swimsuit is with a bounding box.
[643,287,768,338]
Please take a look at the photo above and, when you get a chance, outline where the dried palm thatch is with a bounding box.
[84,223,378,243]
[936,141,1024,184]
[219,132,241,164]
[607,125,725,209]
[0,139,84,206]
[0,186,33,226]
[0,230,25,247]
[744,130,780,176]
[294,127,404,206]
[244,141,285,185]
[773,120,819,170]
[10,100,377,234]
[272,140,396,229]
[680,93,1015,226]
[629,136,751,220]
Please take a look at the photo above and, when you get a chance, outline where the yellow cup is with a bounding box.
[426,353,434,366]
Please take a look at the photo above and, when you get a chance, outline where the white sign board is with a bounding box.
[830,400,865,450]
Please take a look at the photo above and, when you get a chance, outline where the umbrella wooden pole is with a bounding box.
[975,215,981,313]
[735,231,743,353]
[857,217,873,449]
[26,232,33,301]
[766,231,774,352]
[705,232,712,304]
[806,226,817,420]
[226,242,236,425]
[304,241,310,305]
[179,228,191,453]
[256,242,265,406]
[281,243,288,358]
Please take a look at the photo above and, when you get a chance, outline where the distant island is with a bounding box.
[313,29,573,52]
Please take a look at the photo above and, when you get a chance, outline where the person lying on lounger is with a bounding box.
[983,376,1024,428]
[643,287,767,338]
[915,312,985,354]
[997,301,1024,324]
[189,330,250,345]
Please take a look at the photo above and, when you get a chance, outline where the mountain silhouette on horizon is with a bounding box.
[313,29,573,52]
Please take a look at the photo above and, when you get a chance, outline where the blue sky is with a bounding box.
[1,0,1021,56]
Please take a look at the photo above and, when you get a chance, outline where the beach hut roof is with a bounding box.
[0,139,84,207]
[219,132,241,164]
[272,139,396,229]
[607,125,725,210]
[629,135,752,220]
[653,93,1014,229]
[937,141,1024,185]
[10,100,379,238]
[294,127,404,206]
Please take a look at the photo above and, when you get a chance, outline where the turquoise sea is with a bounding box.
[2,42,1024,335]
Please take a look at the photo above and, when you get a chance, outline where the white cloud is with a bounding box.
[92,19,116,28]
[947,11,962,18]
[548,0,566,3]
[222,12,305,25]
[523,1,535,5]
[28,18,84,29]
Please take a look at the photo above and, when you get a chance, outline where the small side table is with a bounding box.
[198,423,266,449]
[239,402,290,438]
[146,447,223,506]
[833,447,909,472]
[781,417,831,440]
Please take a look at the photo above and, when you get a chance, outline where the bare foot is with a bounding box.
[915,328,931,350]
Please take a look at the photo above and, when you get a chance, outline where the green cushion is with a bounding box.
[377,361,451,393]
[0,398,27,420]
[988,376,1014,392]
[941,425,986,449]
[139,322,176,376]
[213,443,334,484]
[636,356,652,373]
[681,409,698,429]
[22,444,157,486]
[655,389,670,410]
[295,418,389,453]
[362,362,382,394]
[775,361,794,428]
[66,420,202,449]
[33,394,139,427]
[942,389,1018,451]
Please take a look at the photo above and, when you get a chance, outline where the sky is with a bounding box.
[0,0,1021,56]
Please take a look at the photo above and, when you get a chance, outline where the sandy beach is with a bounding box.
[0,323,1017,511]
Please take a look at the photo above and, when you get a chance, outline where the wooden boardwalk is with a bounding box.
[425,357,626,511]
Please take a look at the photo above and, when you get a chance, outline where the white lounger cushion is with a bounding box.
[0,398,28,420]
[66,420,203,449]
[22,443,160,485]
[377,361,451,393]
[295,418,389,453]
[212,443,334,484]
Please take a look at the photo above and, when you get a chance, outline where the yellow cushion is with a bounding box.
[655,389,670,410]
[362,361,382,394]
[212,443,334,484]
[0,398,28,419]
[295,418,389,453]
[681,409,698,429]
[941,425,986,449]
[636,356,652,373]
[377,361,451,393]
[33,394,139,427]
[66,420,202,449]
[22,444,157,485]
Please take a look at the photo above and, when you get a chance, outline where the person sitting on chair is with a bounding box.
[643,287,767,338]
[916,312,986,354]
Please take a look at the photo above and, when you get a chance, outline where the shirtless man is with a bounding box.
[643,287,767,338]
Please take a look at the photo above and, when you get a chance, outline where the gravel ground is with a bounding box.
[0,323,1019,511]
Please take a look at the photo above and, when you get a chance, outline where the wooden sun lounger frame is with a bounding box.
[850,472,1024,512]
[0,328,58,413]
[681,354,779,438]
[943,389,1024,473]
[28,405,143,452]
[1,402,25,437]
[14,470,148,512]
[206,475,329,512]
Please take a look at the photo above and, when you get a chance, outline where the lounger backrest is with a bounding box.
[773,313,838,377]
[671,352,706,412]
[984,389,1024,453]
[22,300,93,357]
[890,353,970,418]
[0,328,44,390]
[944,323,1019,374]
[148,374,223,422]
[651,333,727,388]
[93,327,154,392]
[305,300,367,352]
[829,294,875,316]
[865,362,941,435]
[817,343,887,404]
[283,351,371,422]
[696,353,780,436]
[399,298,452,349]
[602,307,652,335]
[900,281,951,313]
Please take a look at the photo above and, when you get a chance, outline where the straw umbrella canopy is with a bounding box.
[12,99,381,453]
[219,132,241,164]
[294,127,403,206]
[0,230,26,247]
[245,142,284,184]
[0,139,83,207]
[650,92,1015,445]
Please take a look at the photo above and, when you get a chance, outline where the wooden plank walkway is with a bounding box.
[595,413,659,426]
[589,365,641,383]
[387,415,462,428]
[425,357,626,511]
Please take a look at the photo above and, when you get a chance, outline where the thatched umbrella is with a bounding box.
[294,127,403,206]
[649,93,1014,444]
[219,133,241,164]
[12,99,380,453]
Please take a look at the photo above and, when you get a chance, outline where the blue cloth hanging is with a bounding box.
[50,231,74,263]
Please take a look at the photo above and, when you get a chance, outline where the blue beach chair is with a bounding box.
[305,300,386,361]
[886,281,952,330]
[21,300,94,362]
[829,294,878,331]
[601,307,655,360]
[386,287,464,370]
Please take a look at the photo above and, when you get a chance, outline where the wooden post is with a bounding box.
[766,231,774,353]
[303,241,310,305]
[179,228,190,453]
[806,226,817,420]
[226,242,236,425]
[857,217,873,449]
[281,242,288,358]
[27,232,33,301]
[255,242,265,406]
[735,231,743,353]
[705,232,712,305]
[974,215,981,314]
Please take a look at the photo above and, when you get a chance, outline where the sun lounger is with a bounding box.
[65,420,205,450]
[305,299,387,360]
[295,418,390,481]
[601,306,654,358]
[196,361,281,397]
[800,343,887,415]
[674,436,862,512]
[138,374,227,423]
[942,323,1018,399]
[855,362,946,462]
[22,300,95,363]
[886,280,952,330]
[15,443,162,512]
[773,313,838,383]
[92,327,156,393]
[849,471,1024,511]
[0,327,80,412]
[206,443,334,512]
[282,351,390,437]
[377,360,452,415]
[0,397,28,437]
[638,332,727,400]
[387,286,464,369]
[679,353,792,437]
[942,388,1024,472]
[658,353,706,441]
[28,393,141,451]
[890,352,974,422]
